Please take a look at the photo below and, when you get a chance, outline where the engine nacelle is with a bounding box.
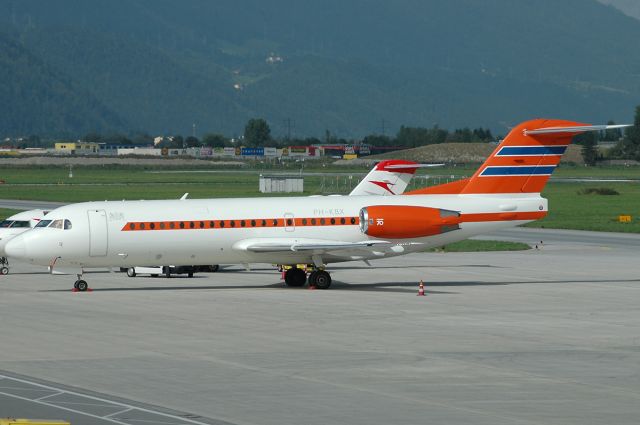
[359,205,461,239]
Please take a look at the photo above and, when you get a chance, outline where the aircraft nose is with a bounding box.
[5,236,26,259]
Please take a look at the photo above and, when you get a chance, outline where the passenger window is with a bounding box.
[36,220,52,228]
[340,217,346,224]
[50,219,64,229]
[64,219,72,230]
[261,219,267,227]
[251,220,256,227]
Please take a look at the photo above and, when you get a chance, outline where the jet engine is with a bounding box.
[359,205,461,239]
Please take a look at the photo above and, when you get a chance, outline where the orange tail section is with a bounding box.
[408,119,628,195]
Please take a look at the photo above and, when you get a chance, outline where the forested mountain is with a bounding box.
[1,0,640,138]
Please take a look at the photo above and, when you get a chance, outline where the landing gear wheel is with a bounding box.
[74,280,88,292]
[0,267,8,275]
[284,267,306,287]
[313,271,332,290]
[307,271,318,286]
[126,267,136,277]
[188,271,194,278]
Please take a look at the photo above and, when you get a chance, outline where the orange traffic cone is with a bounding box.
[417,280,425,296]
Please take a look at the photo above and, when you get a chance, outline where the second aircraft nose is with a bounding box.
[5,236,26,259]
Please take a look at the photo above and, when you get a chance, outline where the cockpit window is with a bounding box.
[64,219,72,230]
[50,219,64,229]
[11,220,31,228]
[0,220,13,228]
[35,220,52,228]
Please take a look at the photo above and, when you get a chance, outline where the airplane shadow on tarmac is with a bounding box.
[36,276,640,295]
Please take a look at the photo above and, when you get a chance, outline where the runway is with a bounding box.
[1,230,639,425]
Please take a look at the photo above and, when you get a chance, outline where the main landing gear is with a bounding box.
[73,273,89,292]
[283,266,332,290]
[0,257,9,275]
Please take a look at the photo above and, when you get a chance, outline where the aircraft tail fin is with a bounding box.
[350,160,440,196]
[408,119,629,195]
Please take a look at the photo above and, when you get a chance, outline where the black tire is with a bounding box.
[76,280,88,292]
[0,267,8,275]
[126,267,136,277]
[307,271,318,286]
[314,271,332,289]
[284,267,306,287]
[73,280,79,289]
[188,271,194,278]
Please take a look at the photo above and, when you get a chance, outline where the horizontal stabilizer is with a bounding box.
[525,124,630,135]
[383,163,444,169]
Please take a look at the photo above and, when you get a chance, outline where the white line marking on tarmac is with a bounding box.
[0,391,129,425]
[35,391,64,401]
[0,374,213,425]
[104,407,133,418]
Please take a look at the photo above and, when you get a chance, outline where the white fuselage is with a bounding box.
[5,193,547,269]
[0,209,48,257]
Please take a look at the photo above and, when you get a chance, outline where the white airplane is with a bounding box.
[0,209,49,274]
[5,119,629,291]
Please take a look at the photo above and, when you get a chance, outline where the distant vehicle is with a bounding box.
[0,209,49,274]
[124,265,219,278]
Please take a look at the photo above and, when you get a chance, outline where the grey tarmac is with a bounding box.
[1,229,640,425]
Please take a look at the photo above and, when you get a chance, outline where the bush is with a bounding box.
[577,187,620,195]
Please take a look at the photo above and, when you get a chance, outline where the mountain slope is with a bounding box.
[1,0,640,138]
[0,31,127,137]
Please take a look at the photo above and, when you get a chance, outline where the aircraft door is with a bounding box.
[284,212,295,232]
[87,209,108,256]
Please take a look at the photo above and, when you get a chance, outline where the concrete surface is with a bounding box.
[1,233,640,425]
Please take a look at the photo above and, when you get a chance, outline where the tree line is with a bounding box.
[5,107,640,165]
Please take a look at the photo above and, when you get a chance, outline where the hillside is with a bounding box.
[1,0,639,138]
[344,143,584,165]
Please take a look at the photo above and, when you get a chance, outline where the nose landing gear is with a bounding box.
[0,257,9,275]
[73,273,90,292]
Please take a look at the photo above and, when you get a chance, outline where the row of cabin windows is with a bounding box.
[128,217,357,230]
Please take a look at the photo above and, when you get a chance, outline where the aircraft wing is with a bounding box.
[233,238,391,253]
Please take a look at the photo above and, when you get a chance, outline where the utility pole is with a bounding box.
[284,118,292,140]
